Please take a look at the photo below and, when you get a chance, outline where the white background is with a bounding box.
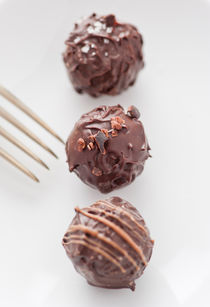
[0,0,210,306]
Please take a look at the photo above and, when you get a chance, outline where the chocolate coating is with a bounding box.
[66,105,150,193]
[63,13,144,97]
[62,197,154,291]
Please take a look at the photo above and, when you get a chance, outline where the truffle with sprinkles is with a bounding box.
[62,196,154,290]
[65,104,150,193]
[63,13,144,97]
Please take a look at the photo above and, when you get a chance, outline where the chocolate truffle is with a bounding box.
[63,13,144,97]
[62,197,154,291]
[66,105,150,193]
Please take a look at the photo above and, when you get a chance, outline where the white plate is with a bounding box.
[0,0,210,306]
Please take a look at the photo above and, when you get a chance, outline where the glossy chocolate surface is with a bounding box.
[62,197,154,290]
[63,13,144,97]
[65,105,150,193]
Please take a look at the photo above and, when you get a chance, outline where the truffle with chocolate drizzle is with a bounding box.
[63,13,144,97]
[66,105,150,193]
[62,196,154,290]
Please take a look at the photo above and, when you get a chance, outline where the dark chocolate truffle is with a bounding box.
[63,13,144,97]
[62,197,154,291]
[66,105,150,193]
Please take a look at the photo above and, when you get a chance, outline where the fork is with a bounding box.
[0,84,64,182]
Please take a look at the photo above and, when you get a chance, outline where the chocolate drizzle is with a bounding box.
[75,207,147,265]
[67,225,140,270]
[66,105,150,193]
[63,13,144,97]
[62,196,154,291]
[96,200,149,235]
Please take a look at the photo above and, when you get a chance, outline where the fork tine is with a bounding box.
[0,126,49,170]
[0,84,65,144]
[0,106,58,159]
[0,148,39,182]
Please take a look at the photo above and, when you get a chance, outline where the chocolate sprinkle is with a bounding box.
[101,129,109,138]
[77,138,86,152]
[127,105,140,119]
[112,130,118,137]
[104,14,116,27]
[92,167,102,176]
[88,135,95,142]
[87,142,94,151]
[111,116,125,130]
[94,130,109,154]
